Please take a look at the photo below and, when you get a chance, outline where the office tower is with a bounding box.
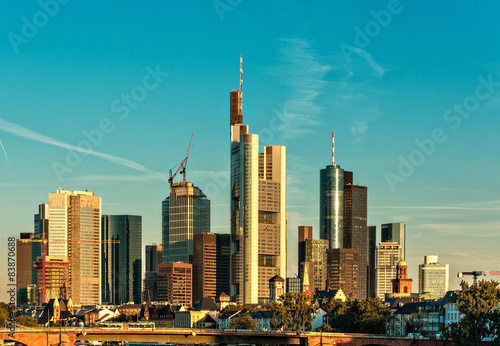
[34,189,101,305]
[326,248,360,299]
[376,241,403,299]
[392,260,413,296]
[162,181,210,264]
[143,271,158,302]
[367,225,377,298]
[145,243,163,272]
[343,177,368,299]
[286,277,301,294]
[381,222,406,260]
[16,233,33,299]
[418,255,449,297]
[298,225,313,242]
[102,215,142,304]
[298,230,329,292]
[320,164,344,249]
[193,233,230,303]
[230,58,287,304]
[157,263,192,307]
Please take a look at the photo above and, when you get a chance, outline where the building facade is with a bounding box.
[320,165,344,249]
[419,255,449,297]
[193,233,230,303]
[16,232,33,302]
[381,222,406,260]
[145,243,163,272]
[367,225,377,298]
[299,238,329,292]
[162,181,210,264]
[376,241,403,299]
[343,178,368,299]
[34,189,101,305]
[102,215,142,304]
[326,248,360,299]
[157,262,192,307]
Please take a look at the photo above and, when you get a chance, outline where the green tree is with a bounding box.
[110,313,135,322]
[229,313,258,330]
[221,304,265,313]
[324,298,390,334]
[0,302,13,328]
[16,315,38,327]
[270,293,319,331]
[445,280,500,346]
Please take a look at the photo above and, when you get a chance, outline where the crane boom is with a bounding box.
[168,134,194,187]
[457,270,500,283]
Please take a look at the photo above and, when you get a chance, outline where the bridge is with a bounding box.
[0,328,473,346]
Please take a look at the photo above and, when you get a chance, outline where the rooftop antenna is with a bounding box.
[238,54,243,116]
[332,131,335,166]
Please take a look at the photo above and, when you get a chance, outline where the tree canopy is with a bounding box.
[0,302,13,328]
[445,280,500,346]
[270,292,319,331]
[229,313,258,330]
[322,297,391,334]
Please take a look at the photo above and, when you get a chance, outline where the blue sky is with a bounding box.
[1,1,500,301]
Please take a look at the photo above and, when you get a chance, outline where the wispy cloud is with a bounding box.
[0,139,8,162]
[0,118,158,175]
[276,38,331,139]
[71,173,169,183]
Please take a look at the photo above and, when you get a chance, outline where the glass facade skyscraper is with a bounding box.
[320,165,344,249]
[381,222,406,260]
[162,181,210,264]
[102,215,142,304]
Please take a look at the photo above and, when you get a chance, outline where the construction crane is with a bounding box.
[457,271,500,283]
[168,134,193,187]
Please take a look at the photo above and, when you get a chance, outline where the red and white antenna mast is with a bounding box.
[238,54,243,116]
[332,131,335,166]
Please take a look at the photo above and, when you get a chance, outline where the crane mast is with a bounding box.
[168,134,194,187]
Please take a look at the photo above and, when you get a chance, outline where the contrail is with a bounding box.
[0,118,150,173]
[0,139,8,162]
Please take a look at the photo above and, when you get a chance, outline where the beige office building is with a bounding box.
[35,189,101,305]
[375,241,403,299]
[230,83,287,305]
[419,255,449,297]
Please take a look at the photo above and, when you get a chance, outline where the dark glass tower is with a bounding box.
[367,225,377,298]
[381,222,406,260]
[162,181,210,264]
[320,165,344,248]
[102,215,142,304]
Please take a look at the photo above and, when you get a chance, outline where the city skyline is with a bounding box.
[1,2,500,302]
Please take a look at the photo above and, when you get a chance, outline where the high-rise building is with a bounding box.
[343,178,368,299]
[102,215,142,304]
[230,58,287,304]
[298,236,329,292]
[367,225,377,298]
[320,164,344,249]
[157,262,192,307]
[34,189,101,305]
[145,243,163,272]
[326,248,360,299]
[192,233,230,303]
[376,241,403,299]
[286,277,301,294]
[34,256,69,306]
[16,233,33,301]
[381,222,406,260]
[418,255,449,297]
[162,181,210,264]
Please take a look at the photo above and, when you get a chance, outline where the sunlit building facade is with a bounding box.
[419,255,449,297]
[320,165,344,249]
[376,241,403,299]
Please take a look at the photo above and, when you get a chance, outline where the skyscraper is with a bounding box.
[376,241,403,299]
[192,233,230,303]
[162,181,210,264]
[381,222,406,260]
[326,248,360,299]
[157,262,192,307]
[16,233,33,300]
[230,57,287,304]
[145,243,163,272]
[343,177,368,299]
[34,189,101,305]
[320,164,344,249]
[102,215,142,304]
[367,225,377,298]
[298,226,329,292]
[419,255,449,297]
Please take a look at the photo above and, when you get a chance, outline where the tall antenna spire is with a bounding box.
[332,131,335,166]
[238,54,243,115]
